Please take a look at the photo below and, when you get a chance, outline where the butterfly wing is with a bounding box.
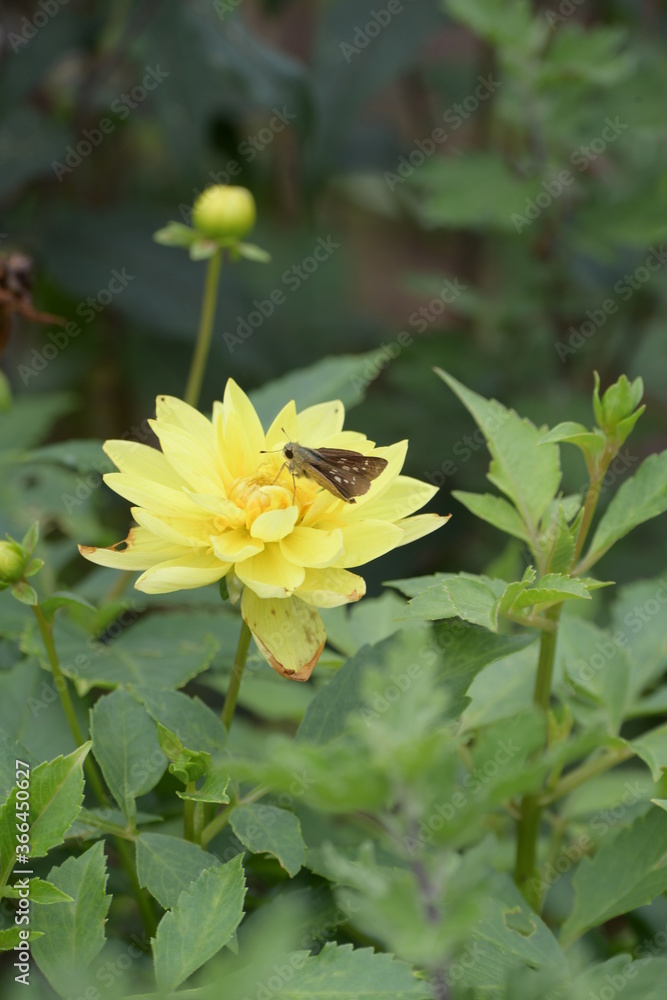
[307,448,388,502]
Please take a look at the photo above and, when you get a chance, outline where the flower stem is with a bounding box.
[221,620,252,733]
[184,248,223,408]
[515,605,561,909]
[31,603,157,938]
[183,785,195,842]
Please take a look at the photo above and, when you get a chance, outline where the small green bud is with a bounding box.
[0,540,26,586]
[593,372,644,432]
[192,185,256,241]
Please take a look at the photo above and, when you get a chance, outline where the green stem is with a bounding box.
[183,784,196,842]
[542,745,634,805]
[31,603,156,937]
[515,605,562,909]
[221,620,252,733]
[184,248,223,408]
[32,605,107,804]
[201,804,234,849]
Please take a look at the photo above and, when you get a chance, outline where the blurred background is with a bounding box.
[1,0,666,595]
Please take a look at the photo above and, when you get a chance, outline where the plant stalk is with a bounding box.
[221,619,252,733]
[184,248,223,408]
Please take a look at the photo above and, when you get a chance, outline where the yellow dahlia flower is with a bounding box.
[79,380,449,680]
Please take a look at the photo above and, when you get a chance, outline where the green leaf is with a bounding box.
[573,955,667,1000]
[25,440,114,475]
[133,687,227,755]
[612,576,667,700]
[156,723,211,784]
[230,804,306,876]
[0,392,75,456]
[40,591,97,622]
[90,690,166,822]
[539,421,606,462]
[558,618,631,735]
[153,856,247,991]
[3,879,73,904]
[0,744,90,876]
[135,832,221,909]
[400,574,503,631]
[435,369,561,537]
[256,942,428,998]
[47,613,225,691]
[561,808,667,944]
[10,581,38,606]
[0,927,43,951]
[585,451,667,567]
[153,221,196,247]
[189,237,219,260]
[0,729,34,802]
[630,723,667,782]
[238,241,271,262]
[452,491,530,542]
[32,841,111,996]
[177,768,230,804]
[502,574,593,614]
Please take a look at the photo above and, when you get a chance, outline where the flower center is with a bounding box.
[229,473,295,529]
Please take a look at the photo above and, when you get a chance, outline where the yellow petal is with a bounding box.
[155,395,216,451]
[347,476,438,523]
[235,543,306,599]
[187,494,246,528]
[211,529,264,561]
[241,590,325,681]
[280,525,343,568]
[131,507,211,548]
[320,430,374,449]
[396,513,451,546]
[250,506,299,542]
[78,527,186,570]
[296,400,345,445]
[218,379,265,477]
[348,440,407,509]
[135,551,231,593]
[149,421,228,495]
[103,473,208,518]
[265,400,298,450]
[334,519,403,567]
[295,567,365,608]
[103,440,186,488]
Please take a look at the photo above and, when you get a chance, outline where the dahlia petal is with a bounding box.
[103,473,208,517]
[103,440,186,488]
[78,527,186,571]
[349,440,408,509]
[235,543,306,599]
[241,589,325,681]
[149,421,228,494]
[335,519,404,567]
[250,506,299,542]
[187,494,246,527]
[296,400,345,445]
[279,525,344,568]
[131,507,210,548]
[320,430,374,449]
[347,476,439,522]
[154,395,216,450]
[135,552,230,593]
[211,529,264,561]
[396,513,451,546]
[265,400,298,450]
[294,567,365,608]
[220,379,266,477]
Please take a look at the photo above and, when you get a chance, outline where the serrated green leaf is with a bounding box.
[3,878,73,904]
[90,690,166,822]
[230,804,305,877]
[133,687,226,755]
[452,491,530,542]
[558,618,631,734]
[436,369,561,537]
[584,451,667,567]
[505,574,592,612]
[259,942,429,998]
[630,723,667,782]
[0,927,43,951]
[400,575,502,631]
[32,841,111,995]
[539,421,606,461]
[611,576,667,700]
[0,744,90,877]
[135,832,221,910]
[561,808,667,943]
[156,722,211,784]
[573,955,667,1000]
[153,855,247,991]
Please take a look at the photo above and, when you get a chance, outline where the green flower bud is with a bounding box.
[593,372,644,442]
[0,540,26,586]
[191,185,256,241]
